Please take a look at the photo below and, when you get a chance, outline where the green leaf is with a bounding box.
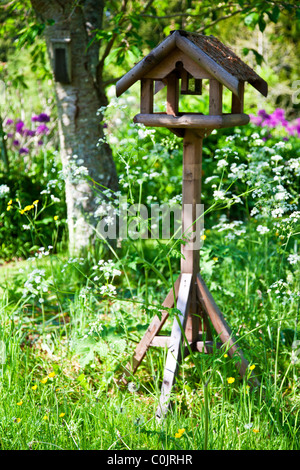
[94,340,109,357]
[258,15,266,33]
[266,5,282,23]
[242,48,264,66]
[269,5,280,23]
[77,373,90,391]
[244,12,259,28]
[112,338,126,354]
[104,47,123,65]
[251,49,264,66]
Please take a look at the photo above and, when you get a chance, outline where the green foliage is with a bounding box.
[0,108,66,261]
[0,0,300,451]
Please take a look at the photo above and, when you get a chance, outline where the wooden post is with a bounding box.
[181,130,202,343]
[209,79,223,115]
[141,79,154,114]
[181,130,202,277]
[166,72,179,116]
[231,81,244,114]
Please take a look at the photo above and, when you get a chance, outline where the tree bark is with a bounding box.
[30,0,118,253]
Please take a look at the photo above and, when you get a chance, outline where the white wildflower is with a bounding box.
[213,190,226,200]
[287,254,300,265]
[0,184,10,198]
[256,225,270,235]
[271,208,285,218]
[99,284,117,296]
[271,155,283,163]
[217,159,228,169]
[250,207,259,216]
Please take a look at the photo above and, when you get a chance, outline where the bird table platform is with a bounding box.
[116,30,267,418]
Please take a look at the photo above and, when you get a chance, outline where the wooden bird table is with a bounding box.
[122,125,254,418]
[115,30,267,417]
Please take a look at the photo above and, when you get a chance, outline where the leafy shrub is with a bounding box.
[0,112,66,262]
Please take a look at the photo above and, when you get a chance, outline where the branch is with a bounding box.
[98,0,129,69]
[197,7,254,33]
[139,1,246,20]
[140,13,209,19]
[97,0,155,79]
[102,76,123,87]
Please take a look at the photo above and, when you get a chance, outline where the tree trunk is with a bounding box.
[30,0,118,253]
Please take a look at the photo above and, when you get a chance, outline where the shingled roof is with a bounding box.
[116,30,268,99]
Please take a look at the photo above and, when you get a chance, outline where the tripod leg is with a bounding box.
[196,274,257,382]
[123,276,180,379]
[156,273,192,418]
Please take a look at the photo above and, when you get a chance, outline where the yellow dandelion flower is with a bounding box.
[59,413,65,418]
[253,429,259,433]
[200,234,206,240]
[48,371,56,378]
[43,415,49,421]
[213,257,218,262]
[15,418,21,423]
[40,377,48,384]
[175,428,185,438]
[6,205,12,211]
[249,364,256,371]
[8,200,12,205]
[224,354,228,358]
[54,215,58,221]
[227,377,235,384]
[32,385,37,390]
[33,200,39,205]
[17,400,23,406]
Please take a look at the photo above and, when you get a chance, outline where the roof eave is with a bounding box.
[249,78,268,97]
[116,32,178,97]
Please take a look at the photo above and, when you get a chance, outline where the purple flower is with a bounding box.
[13,139,20,146]
[36,124,49,135]
[32,113,50,123]
[250,114,263,126]
[286,124,296,136]
[273,108,285,119]
[38,113,50,122]
[19,147,29,154]
[258,109,270,119]
[7,132,13,138]
[38,139,44,146]
[5,119,14,125]
[23,129,36,137]
[16,120,25,134]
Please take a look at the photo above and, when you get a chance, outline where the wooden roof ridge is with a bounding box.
[116,30,268,98]
[179,31,267,97]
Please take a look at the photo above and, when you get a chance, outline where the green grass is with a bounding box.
[1,78,300,449]
[0,228,299,450]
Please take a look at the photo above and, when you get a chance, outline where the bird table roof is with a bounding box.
[116,30,268,99]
